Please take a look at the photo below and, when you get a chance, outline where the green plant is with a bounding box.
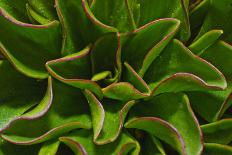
[0,0,232,154]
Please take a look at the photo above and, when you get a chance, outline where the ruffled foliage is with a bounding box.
[0,0,232,154]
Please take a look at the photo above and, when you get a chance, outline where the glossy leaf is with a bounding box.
[59,130,140,155]
[201,119,232,144]
[84,90,135,144]
[143,39,226,96]
[0,8,62,79]
[195,0,232,44]
[188,41,232,122]
[126,93,203,155]
[55,0,116,55]
[1,79,91,145]
[46,46,103,98]
[0,0,28,22]
[0,61,46,132]
[38,139,60,155]
[121,18,180,76]
[138,0,190,41]
[90,33,121,83]
[90,0,136,32]
[28,0,57,20]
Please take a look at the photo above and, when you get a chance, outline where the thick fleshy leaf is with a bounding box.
[90,0,137,32]
[138,0,190,41]
[122,62,150,94]
[203,143,232,155]
[201,119,232,144]
[121,18,180,76]
[0,8,62,79]
[0,61,46,132]
[143,39,226,96]
[103,82,149,101]
[26,3,51,25]
[0,0,28,22]
[38,139,60,155]
[0,138,41,155]
[90,32,121,83]
[126,93,203,155]
[59,130,140,155]
[84,90,135,144]
[55,0,116,55]
[188,41,232,122]
[125,117,186,155]
[189,30,223,55]
[195,0,232,44]
[46,46,102,98]
[28,0,57,20]
[1,79,91,145]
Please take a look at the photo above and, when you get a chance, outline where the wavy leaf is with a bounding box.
[188,41,232,122]
[90,0,136,32]
[59,130,140,155]
[189,30,223,55]
[0,0,28,22]
[90,32,121,83]
[84,90,135,144]
[1,79,91,145]
[143,39,226,96]
[195,0,232,44]
[0,8,62,79]
[126,93,203,155]
[28,0,57,20]
[0,61,46,132]
[55,0,116,55]
[201,119,232,144]
[121,18,180,76]
[138,0,190,41]
[46,46,102,98]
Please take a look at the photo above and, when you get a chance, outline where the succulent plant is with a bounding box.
[1,0,232,154]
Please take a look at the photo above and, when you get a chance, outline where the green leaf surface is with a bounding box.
[28,0,57,20]
[84,90,135,144]
[121,18,180,76]
[38,139,60,155]
[1,79,91,144]
[201,119,232,144]
[126,93,203,155]
[90,33,121,83]
[189,30,223,55]
[46,46,102,98]
[26,4,51,25]
[103,82,149,101]
[122,62,150,94]
[0,0,28,22]
[195,0,232,44]
[138,0,190,41]
[91,0,136,32]
[0,61,46,132]
[188,41,232,122]
[0,8,62,79]
[203,143,232,155]
[143,39,226,96]
[55,0,116,55]
[59,130,140,155]
[0,138,41,155]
